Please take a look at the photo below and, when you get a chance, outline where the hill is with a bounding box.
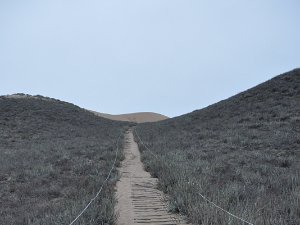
[91,111,169,123]
[135,69,300,225]
[0,95,128,225]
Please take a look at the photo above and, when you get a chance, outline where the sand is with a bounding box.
[115,130,188,225]
[91,112,169,123]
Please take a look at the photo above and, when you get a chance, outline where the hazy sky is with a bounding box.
[1,1,299,117]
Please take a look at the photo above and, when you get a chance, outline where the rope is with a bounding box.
[68,133,121,225]
[134,129,254,225]
[134,130,158,160]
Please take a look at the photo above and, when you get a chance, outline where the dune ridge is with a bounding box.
[91,111,169,123]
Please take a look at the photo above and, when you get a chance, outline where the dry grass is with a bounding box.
[0,96,129,225]
[136,69,300,225]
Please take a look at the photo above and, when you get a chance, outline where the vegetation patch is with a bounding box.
[0,96,128,225]
[136,69,300,225]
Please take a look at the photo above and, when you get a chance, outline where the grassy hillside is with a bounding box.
[135,69,300,225]
[0,95,128,225]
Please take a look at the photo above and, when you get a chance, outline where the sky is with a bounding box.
[1,1,299,117]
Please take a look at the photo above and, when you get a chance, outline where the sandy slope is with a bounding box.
[115,130,188,225]
[91,112,169,123]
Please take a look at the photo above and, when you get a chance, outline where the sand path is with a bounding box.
[115,130,187,225]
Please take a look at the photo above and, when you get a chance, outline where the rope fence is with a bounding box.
[67,133,122,225]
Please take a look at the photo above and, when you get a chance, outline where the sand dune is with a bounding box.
[91,111,169,123]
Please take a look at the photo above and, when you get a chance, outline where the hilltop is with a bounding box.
[136,69,300,225]
[0,95,127,225]
[92,111,169,123]
[6,94,169,123]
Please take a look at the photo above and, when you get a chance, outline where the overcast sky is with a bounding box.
[1,1,299,117]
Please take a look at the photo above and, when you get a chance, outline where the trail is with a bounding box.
[115,130,188,225]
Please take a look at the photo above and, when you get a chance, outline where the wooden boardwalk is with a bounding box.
[115,131,187,225]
